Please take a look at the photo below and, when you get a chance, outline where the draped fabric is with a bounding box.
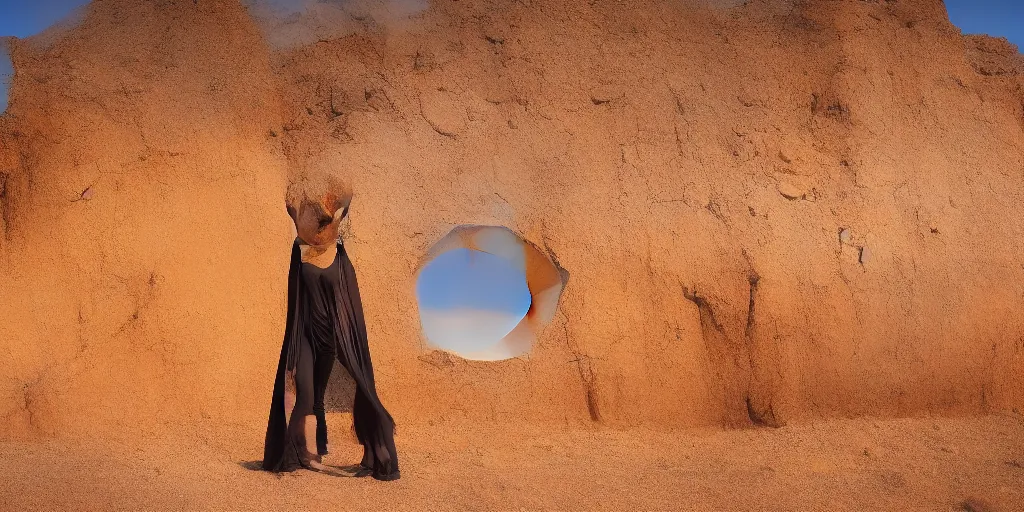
[263,239,400,481]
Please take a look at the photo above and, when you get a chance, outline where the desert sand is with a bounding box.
[0,0,1022,509]
[1,415,1023,510]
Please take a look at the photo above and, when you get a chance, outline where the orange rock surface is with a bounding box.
[0,0,1022,443]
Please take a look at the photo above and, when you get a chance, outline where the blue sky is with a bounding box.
[945,0,1023,48]
[0,0,89,38]
[416,248,531,314]
[416,248,532,357]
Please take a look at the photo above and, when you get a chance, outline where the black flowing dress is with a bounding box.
[263,238,400,481]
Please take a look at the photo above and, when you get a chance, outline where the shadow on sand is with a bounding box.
[238,461,264,471]
[237,460,370,478]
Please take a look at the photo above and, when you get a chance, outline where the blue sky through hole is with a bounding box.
[416,248,531,359]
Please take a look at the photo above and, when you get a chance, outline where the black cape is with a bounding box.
[263,238,399,480]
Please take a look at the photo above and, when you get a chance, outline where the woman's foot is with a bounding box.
[372,470,400,481]
[333,464,373,477]
[306,460,346,477]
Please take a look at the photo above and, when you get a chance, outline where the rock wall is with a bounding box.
[0,0,1022,440]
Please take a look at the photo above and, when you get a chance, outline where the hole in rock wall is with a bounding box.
[415,226,566,361]
[417,248,532,360]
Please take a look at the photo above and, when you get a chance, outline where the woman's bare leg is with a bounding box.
[304,414,318,457]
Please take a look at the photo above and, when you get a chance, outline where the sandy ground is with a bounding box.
[1,414,1021,511]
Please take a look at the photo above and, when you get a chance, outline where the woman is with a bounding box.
[262,176,400,481]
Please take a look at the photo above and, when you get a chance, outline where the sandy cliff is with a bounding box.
[0,0,1022,441]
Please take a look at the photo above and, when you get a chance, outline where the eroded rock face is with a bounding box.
[0,0,1022,440]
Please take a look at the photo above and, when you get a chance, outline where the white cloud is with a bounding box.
[419,307,528,361]
[244,0,430,49]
